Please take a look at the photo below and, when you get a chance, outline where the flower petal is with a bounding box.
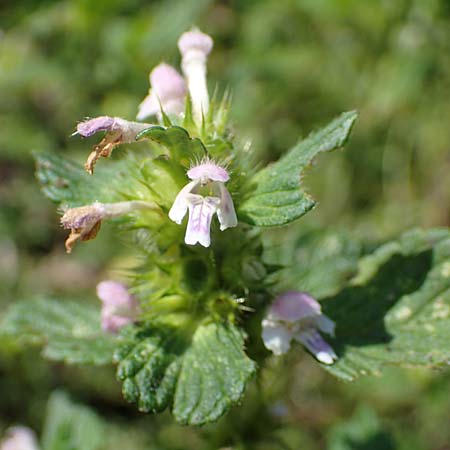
[187,161,230,183]
[137,64,186,120]
[168,180,199,224]
[295,329,337,364]
[261,319,292,355]
[76,116,115,137]
[0,426,40,450]
[184,194,220,247]
[270,291,322,323]
[315,314,336,337]
[217,183,238,231]
[136,92,161,120]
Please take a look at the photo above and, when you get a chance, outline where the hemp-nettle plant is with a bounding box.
[2,27,450,427]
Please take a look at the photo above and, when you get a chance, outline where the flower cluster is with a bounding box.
[53,25,340,376]
[262,291,337,364]
[62,28,237,253]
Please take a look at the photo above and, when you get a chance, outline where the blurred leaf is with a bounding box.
[239,111,358,226]
[42,391,103,450]
[264,227,362,298]
[327,405,395,450]
[115,321,256,425]
[324,228,450,380]
[34,152,131,208]
[136,125,206,166]
[0,298,115,365]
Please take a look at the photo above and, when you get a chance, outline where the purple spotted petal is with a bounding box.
[184,194,220,247]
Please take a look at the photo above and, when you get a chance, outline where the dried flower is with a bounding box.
[137,63,187,120]
[61,201,158,253]
[169,160,237,247]
[0,427,39,450]
[262,291,337,364]
[178,28,213,124]
[76,116,152,174]
[96,281,139,333]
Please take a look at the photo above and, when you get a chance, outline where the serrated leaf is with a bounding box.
[239,111,358,226]
[323,228,450,381]
[136,125,206,166]
[34,151,127,208]
[42,391,104,450]
[115,321,256,425]
[0,298,115,365]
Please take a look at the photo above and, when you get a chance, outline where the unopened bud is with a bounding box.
[177,29,213,124]
[137,63,187,120]
[96,280,139,333]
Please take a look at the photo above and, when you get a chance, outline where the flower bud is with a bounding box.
[177,29,213,124]
[96,280,139,333]
[137,63,187,120]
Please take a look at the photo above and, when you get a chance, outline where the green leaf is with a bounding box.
[42,391,104,450]
[136,125,206,166]
[0,298,115,365]
[324,228,450,381]
[263,227,362,298]
[115,321,256,425]
[34,151,127,208]
[239,111,358,226]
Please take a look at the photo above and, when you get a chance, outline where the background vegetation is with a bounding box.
[1,0,449,449]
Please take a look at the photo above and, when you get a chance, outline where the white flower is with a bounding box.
[168,160,237,247]
[177,28,213,124]
[262,291,337,364]
[0,426,39,450]
[137,63,187,121]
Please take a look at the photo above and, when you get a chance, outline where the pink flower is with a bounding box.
[0,427,39,450]
[96,281,139,333]
[76,116,153,174]
[168,160,237,247]
[262,291,337,364]
[177,29,213,123]
[137,63,187,120]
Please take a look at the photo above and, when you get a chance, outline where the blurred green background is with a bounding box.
[1,0,449,449]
